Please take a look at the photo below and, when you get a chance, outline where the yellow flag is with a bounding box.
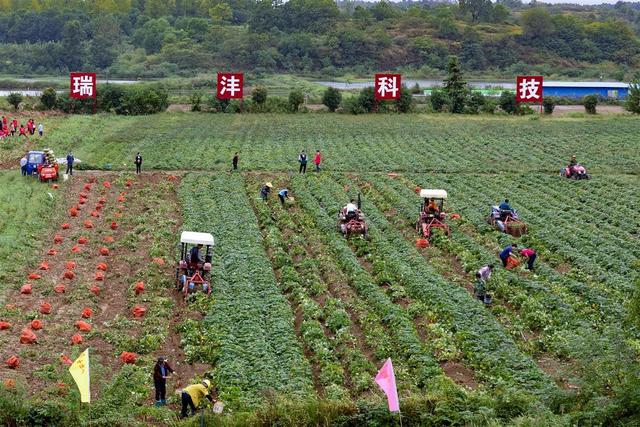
[69,348,90,403]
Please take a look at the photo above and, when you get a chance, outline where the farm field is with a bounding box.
[0,113,638,426]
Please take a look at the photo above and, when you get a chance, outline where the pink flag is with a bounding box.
[375,358,400,412]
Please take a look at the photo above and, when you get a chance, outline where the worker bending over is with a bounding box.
[180,379,214,418]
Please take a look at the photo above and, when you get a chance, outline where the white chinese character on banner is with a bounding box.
[376,76,398,98]
[220,75,241,97]
[72,75,94,97]
[518,78,540,100]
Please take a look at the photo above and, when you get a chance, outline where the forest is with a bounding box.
[0,0,640,79]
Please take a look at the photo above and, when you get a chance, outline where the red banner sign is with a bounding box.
[217,73,244,99]
[69,72,97,99]
[374,74,401,100]
[516,75,543,103]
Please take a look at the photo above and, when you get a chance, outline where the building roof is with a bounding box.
[543,81,628,89]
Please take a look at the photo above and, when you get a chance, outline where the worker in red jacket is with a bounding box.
[520,248,537,270]
[18,125,27,137]
[314,150,322,172]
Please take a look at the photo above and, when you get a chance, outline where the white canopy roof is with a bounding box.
[181,231,214,246]
[420,189,447,199]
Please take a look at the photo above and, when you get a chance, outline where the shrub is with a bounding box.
[206,95,230,113]
[98,84,125,112]
[7,92,22,111]
[288,89,304,112]
[430,89,448,112]
[625,80,640,114]
[190,91,202,112]
[465,91,486,114]
[499,91,517,114]
[40,87,57,110]
[396,85,414,113]
[322,87,342,112]
[252,86,267,105]
[582,94,598,114]
[114,85,169,115]
[542,96,556,114]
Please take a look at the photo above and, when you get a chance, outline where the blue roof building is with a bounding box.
[542,81,629,99]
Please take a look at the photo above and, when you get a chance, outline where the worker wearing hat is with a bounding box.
[260,182,273,201]
[153,356,174,406]
[180,379,214,418]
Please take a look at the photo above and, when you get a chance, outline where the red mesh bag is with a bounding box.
[71,333,83,345]
[103,236,114,243]
[99,247,110,256]
[0,321,11,330]
[96,263,107,271]
[125,180,133,187]
[95,204,103,212]
[152,258,165,265]
[78,197,86,205]
[79,192,88,198]
[83,183,92,191]
[450,213,461,220]
[54,234,63,244]
[69,207,78,217]
[90,211,100,218]
[52,184,58,189]
[30,319,42,330]
[75,203,82,211]
[54,284,66,293]
[94,272,104,281]
[110,222,118,230]
[415,238,429,249]
[134,281,145,295]
[61,223,71,230]
[3,379,16,387]
[120,352,137,364]
[103,181,111,188]
[75,321,91,332]
[72,245,81,254]
[506,256,520,270]
[78,237,88,245]
[90,285,101,296]
[20,329,37,344]
[20,284,32,294]
[98,197,106,204]
[84,220,93,229]
[132,306,146,318]
[60,354,73,365]
[81,308,93,318]
[63,271,75,280]
[28,273,41,280]
[47,249,57,256]
[66,261,76,270]
[167,175,177,182]
[39,262,49,270]
[117,196,125,202]
[6,356,19,368]
[40,302,52,314]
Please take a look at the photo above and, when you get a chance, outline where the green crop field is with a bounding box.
[0,113,638,426]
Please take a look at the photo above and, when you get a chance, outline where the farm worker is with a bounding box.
[38,123,43,136]
[180,379,214,418]
[520,248,537,271]
[11,118,17,131]
[498,199,512,212]
[18,125,27,137]
[260,182,273,201]
[27,120,34,135]
[232,152,239,171]
[135,152,142,174]
[427,199,439,215]
[278,188,291,206]
[499,243,517,267]
[473,272,486,302]
[568,155,578,176]
[10,122,15,136]
[298,150,307,174]
[66,152,74,175]
[20,156,27,176]
[190,244,203,264]
[345,199,357,220]
[153,356,174,406]
[314,150,321,172]
[477,264,494,281]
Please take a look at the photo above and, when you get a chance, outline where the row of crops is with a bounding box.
[176,169,639,424]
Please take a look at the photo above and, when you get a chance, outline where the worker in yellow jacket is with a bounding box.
[180,379,214,418]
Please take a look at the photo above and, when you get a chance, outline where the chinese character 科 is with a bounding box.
[220,75,240,97]
[72,76,94,97]
[518,78,540,100]
[376,76,398,98]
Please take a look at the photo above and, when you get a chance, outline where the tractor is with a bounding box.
[560,164,590,180]
[175,231,214,296]
[337,194,368,239]
[25,150,59,182]
[416,189,450,241]
[488,206,528,237]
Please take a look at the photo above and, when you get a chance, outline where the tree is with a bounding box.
[7,92,22,111]
[465,91,485,114]
[370,1,399,21]
[40,87,57,109]
[582,94,598,114]
[542,96,556,115]
[625,80,640,114]
[89,14,121,69]
[442,56,468,114]
[520,8,554,41]
[61,20,86,71]
[252,86,267,105]
[459,0,493,23]
[396,86,414,113]
[430,89,448,112]
[499,91,517,114]
[322,87,342,112]
[288,89,304,112]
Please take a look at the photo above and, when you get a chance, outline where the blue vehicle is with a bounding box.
[26,151,45,176]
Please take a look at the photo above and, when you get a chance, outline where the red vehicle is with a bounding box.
[175,231,214,296]
[416,189,450,240]
[337,194,368,239]
[38,163,59,182]
[560,164,590,180]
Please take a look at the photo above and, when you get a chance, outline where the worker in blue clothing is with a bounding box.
[66,152,74,176]
[499,243,517,267]
[278,188,292,206]
[498,198,513,221]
